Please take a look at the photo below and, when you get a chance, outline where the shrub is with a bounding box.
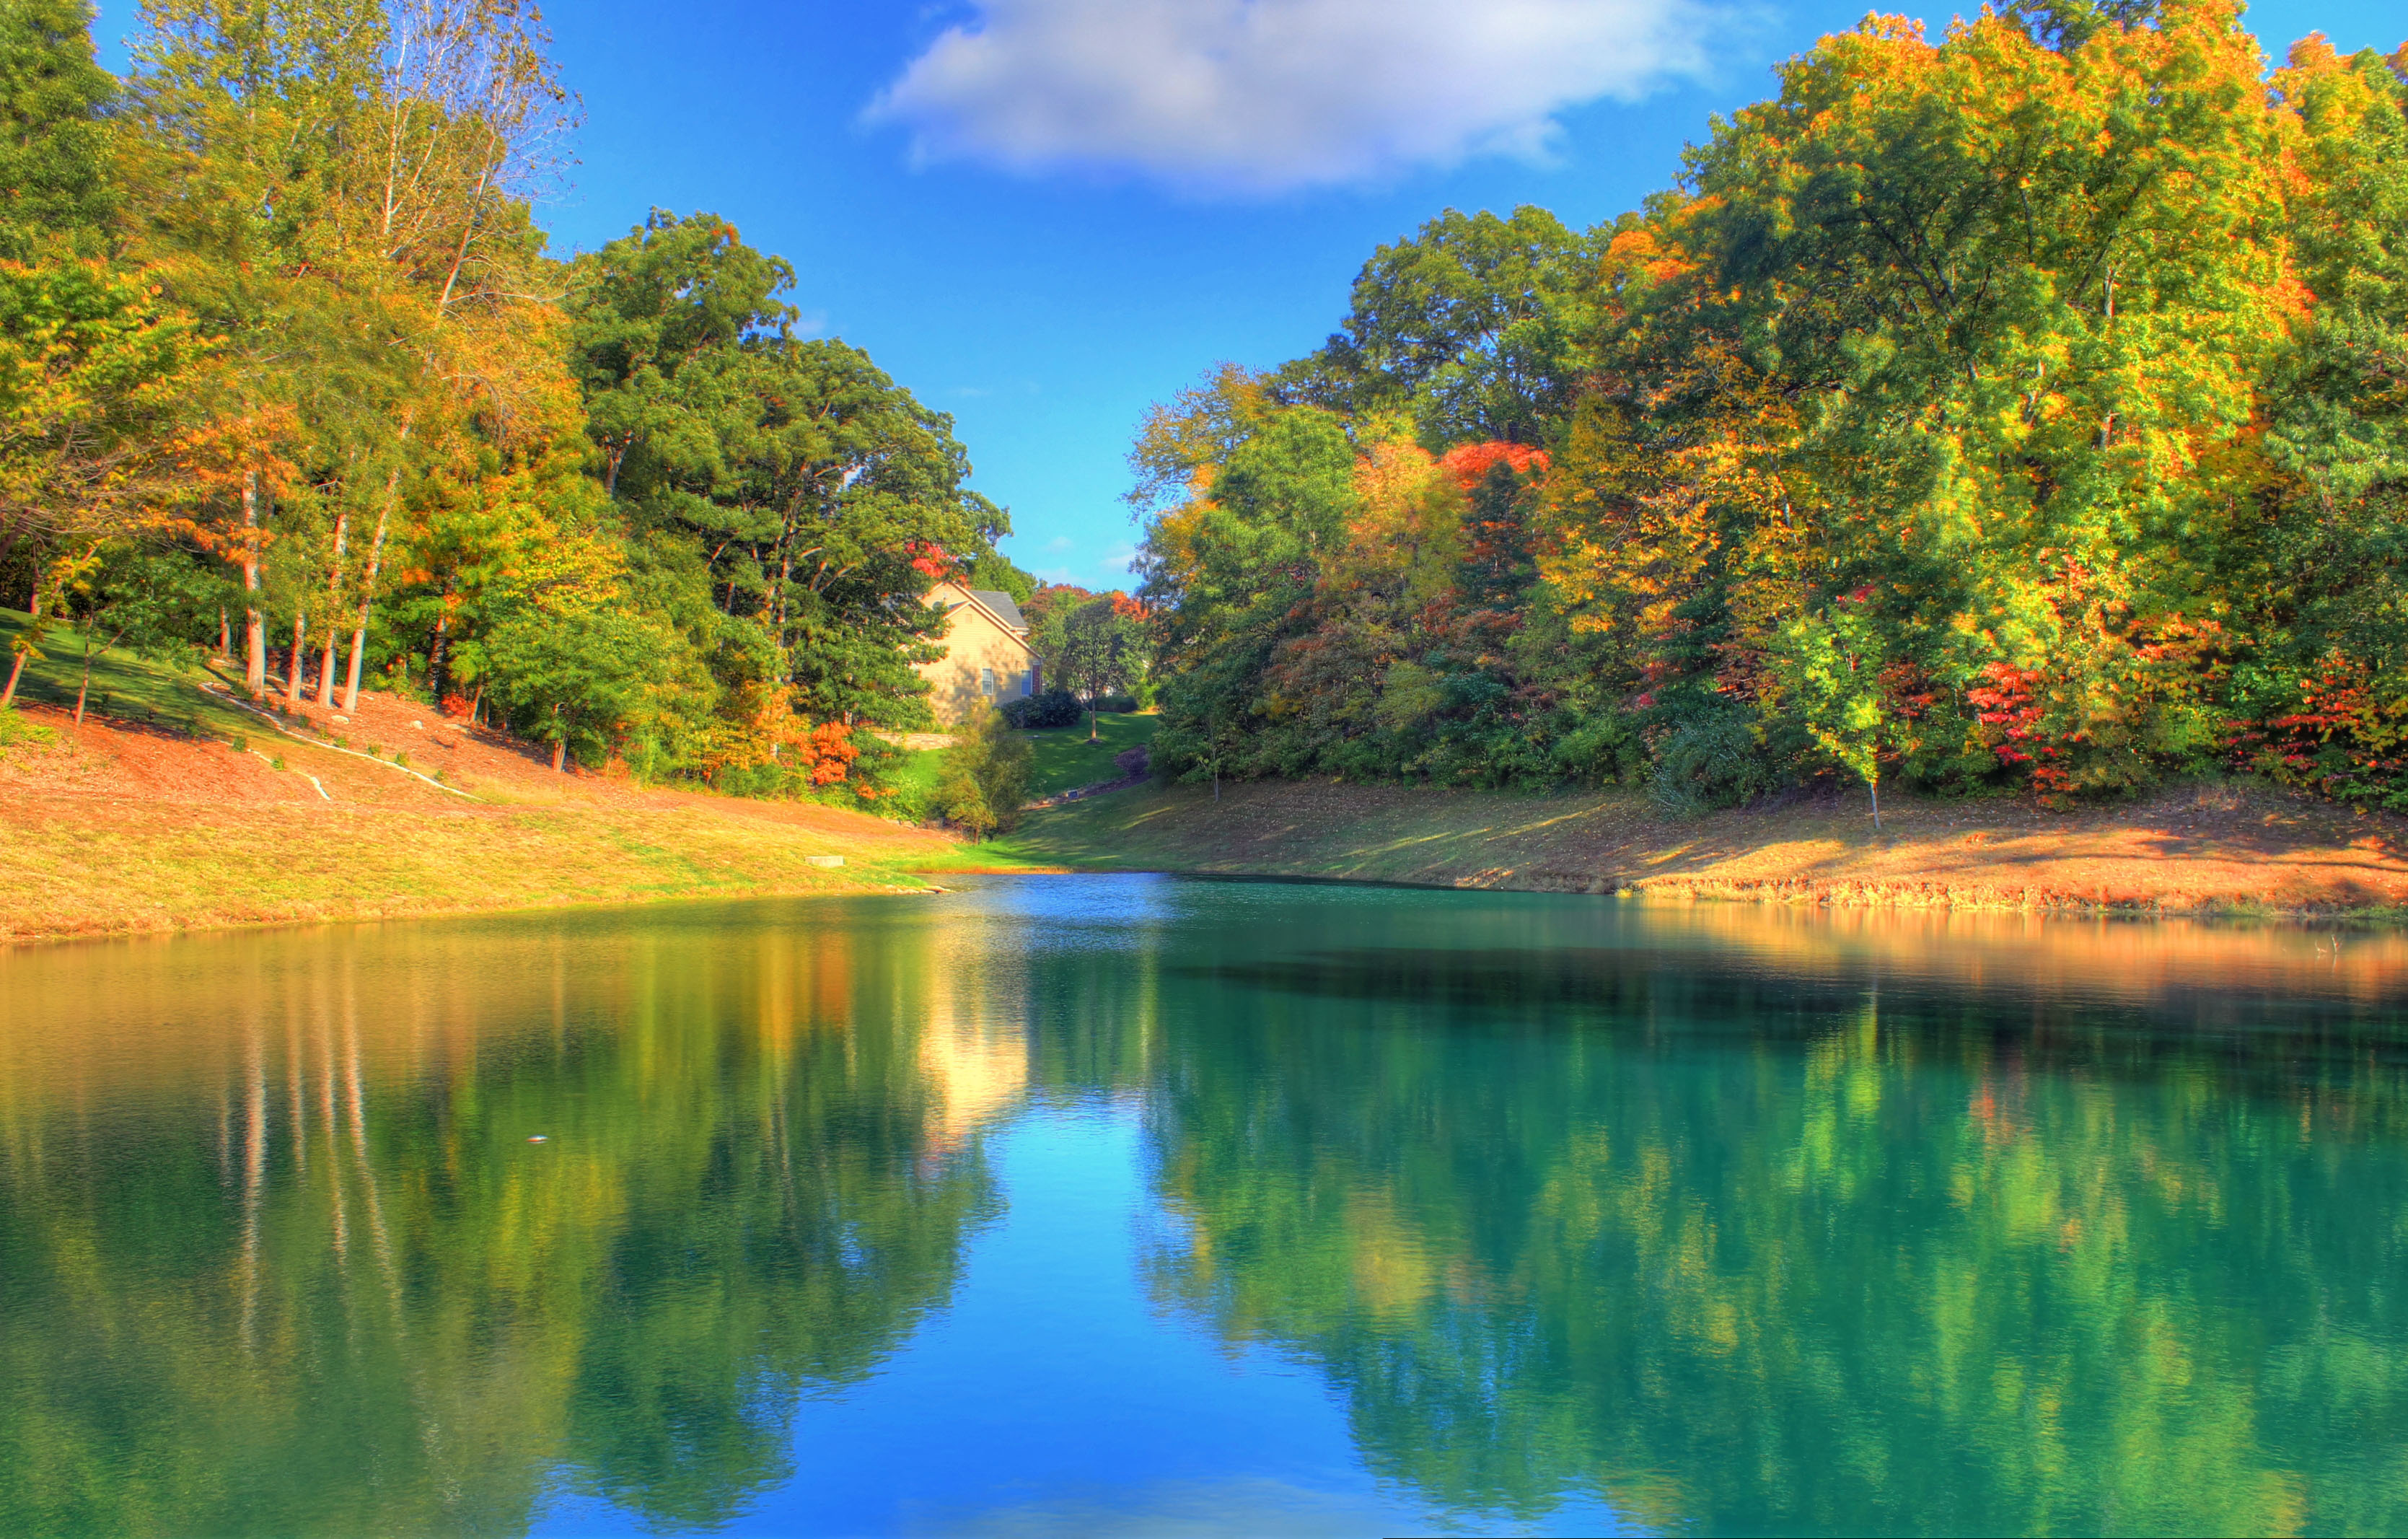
[1090,693,1139,715]
[1001,688,1081,729]
[934,708,1034,836]
[1648,714,1779,816]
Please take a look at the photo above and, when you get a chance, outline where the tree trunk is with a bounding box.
[217,608,230,658]
[285,611,306,709]
[74,644,94,725]
[341,420,411,714]
[242,470,266,698]
[1871,776,1881,831]
[316,508,348,708]
[341,465,399,714]
[5,572,38,706]
[319,638,342,708]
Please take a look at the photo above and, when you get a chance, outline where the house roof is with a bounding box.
[967,588,1027,631]
[931,582,1036,659]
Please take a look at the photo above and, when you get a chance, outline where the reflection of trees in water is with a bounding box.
[1141,941,2408,1533]
[0,914,1003,1535]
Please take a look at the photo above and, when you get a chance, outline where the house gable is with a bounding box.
[914,581,1042,724]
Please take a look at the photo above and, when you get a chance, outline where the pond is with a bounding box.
[3,877,2406,1535]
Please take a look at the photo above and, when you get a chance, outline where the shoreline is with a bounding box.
[11,683,2407,946]
[985,776,2408,924]
[0,696,1024,949]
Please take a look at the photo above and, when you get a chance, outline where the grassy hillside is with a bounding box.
[1,609,262,740]
[985,776,2408,918]
[1023,711,1158,796]
[0,610,1025,945]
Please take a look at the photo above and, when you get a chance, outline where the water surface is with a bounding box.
[4,878,2406,1535]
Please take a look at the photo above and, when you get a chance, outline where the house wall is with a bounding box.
[914,587,1040,724]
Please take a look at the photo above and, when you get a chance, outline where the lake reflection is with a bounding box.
[2,879,2406,1535]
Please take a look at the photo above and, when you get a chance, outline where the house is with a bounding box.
[916,582,1042,724]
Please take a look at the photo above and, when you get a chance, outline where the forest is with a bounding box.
[9,0,2405,823]
[0,0,1034,799]
[1133,0,2408,815]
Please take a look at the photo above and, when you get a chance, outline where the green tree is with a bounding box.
[933,705,1032,836]
[1278,206,1594,447]
[1054,594,1143,740]
[0,0,118,260]
[569,213,1010,730]
[46,536,221,721]
[1770,594,1891,825]
[483,605,687,772]
[0,255,209,708]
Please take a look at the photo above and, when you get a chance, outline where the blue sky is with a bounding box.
[92,0,2407,588]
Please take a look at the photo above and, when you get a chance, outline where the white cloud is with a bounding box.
[1046,535,1076,551]
[864,0,1722,193]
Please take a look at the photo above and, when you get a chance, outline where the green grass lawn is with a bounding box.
[1021,711,1159,797]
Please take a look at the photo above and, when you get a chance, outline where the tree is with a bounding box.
[1770,595,1891,827]
[1277,206,1595,446]
[933,705,1031,836]
[47,537,221,722]
[0,0,120,260]
[1054,595,1143,741]
[1127,0,2408,816]
[483,605,681,772]
[569,215,1011,731]
[0,258,209,617]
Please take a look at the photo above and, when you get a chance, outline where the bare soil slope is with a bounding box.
[995,777,2408,916]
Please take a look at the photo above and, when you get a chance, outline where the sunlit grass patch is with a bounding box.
[1019,711,1159,797]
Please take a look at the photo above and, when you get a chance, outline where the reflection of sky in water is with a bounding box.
[537,1107,1627,1537]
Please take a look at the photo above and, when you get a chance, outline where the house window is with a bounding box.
[980,667,996,697]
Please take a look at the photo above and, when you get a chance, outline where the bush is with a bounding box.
[1090,693,1139,715]
[1648,713,1780,816]
[935,709,1034,836]
[1001,688,1081,729]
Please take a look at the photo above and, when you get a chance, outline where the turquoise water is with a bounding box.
[2,877,2405,1535]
